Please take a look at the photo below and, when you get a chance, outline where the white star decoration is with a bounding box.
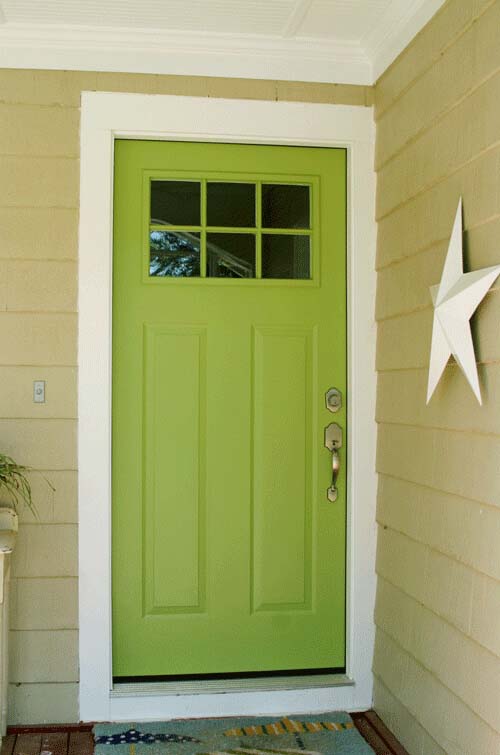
[427,197,500,405]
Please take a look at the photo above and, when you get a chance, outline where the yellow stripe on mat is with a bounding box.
[264,724,285,735]
[224,718,354,738]
[305,723,322,733]
[282,719,302,733]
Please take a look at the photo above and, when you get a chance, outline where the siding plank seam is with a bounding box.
[372,628,499,737]
[374,0,497,119]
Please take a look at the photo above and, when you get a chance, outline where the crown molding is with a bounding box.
[363,0,446,82]
[0,0,445,86]
[0,23,371,85]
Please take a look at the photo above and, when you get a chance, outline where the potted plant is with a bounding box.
[0,453,39,553]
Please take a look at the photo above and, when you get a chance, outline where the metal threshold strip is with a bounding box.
[111,673,354,697]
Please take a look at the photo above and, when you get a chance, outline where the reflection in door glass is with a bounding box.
[262,234,310,279]
[151,181,201,226]
[150,231,200,277]
[207,233,255,278]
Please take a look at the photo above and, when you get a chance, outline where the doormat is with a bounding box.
[94,714,375,755]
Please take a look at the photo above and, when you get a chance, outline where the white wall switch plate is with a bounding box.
[33,380,46,403]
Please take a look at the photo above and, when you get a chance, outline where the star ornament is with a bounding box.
[427,197,500,405]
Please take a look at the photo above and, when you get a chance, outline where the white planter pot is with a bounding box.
[0,508,17,555]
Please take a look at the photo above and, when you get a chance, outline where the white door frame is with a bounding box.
[78,91,377,722]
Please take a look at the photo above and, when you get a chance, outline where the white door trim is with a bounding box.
[78,91,377,722]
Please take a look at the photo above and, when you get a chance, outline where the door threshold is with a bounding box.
[111,673,354,697]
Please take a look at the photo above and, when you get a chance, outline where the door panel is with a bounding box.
[252,326,314,612]
[143,325,207,615]
[112,140,347,678]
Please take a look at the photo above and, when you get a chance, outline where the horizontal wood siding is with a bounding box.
[373,1,500,753]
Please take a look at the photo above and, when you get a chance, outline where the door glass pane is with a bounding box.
[207,183,256,228]
[207,233,255,278]
[262,234,310,279]
[151,181,201,226]
[150,231,200,277]
[262,184,310,229]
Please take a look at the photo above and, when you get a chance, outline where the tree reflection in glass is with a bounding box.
[149,231,200,277]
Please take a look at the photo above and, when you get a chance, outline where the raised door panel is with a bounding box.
[143,325,207,615]
[251,325,316,613]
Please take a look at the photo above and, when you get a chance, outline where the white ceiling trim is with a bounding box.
[0,0,446,86]
[365,0,446,81]
[0,23,371,84]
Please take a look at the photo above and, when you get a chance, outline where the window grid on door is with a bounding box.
[148,178,313,280]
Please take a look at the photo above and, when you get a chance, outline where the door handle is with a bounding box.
[324,422,342,502]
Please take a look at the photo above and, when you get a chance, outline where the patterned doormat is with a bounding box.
[94,714,375,755]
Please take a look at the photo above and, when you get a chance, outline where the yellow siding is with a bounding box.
[0,68,370,724]
[373,1,500,753]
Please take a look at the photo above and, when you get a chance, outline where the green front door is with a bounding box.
[112,140,347,679]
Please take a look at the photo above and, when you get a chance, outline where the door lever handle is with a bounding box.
[328,447,341,502]
[324,422,342,503]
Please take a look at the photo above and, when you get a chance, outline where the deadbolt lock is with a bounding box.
[325,387,342,413]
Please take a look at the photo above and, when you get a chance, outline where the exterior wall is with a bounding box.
[373,1,500,754]
[0,69,371,724]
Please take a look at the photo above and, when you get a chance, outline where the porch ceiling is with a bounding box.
[0,0,445,85]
